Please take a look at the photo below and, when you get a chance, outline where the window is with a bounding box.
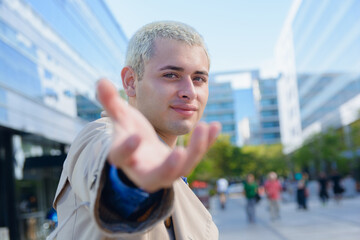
[262,122,279,128]
[260,98,277,106]
[263,133,280,139]
[261,110,278,117]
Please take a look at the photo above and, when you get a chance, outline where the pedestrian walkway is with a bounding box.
[211,194,360,240]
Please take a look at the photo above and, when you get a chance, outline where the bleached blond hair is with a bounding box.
[125,21,210,80]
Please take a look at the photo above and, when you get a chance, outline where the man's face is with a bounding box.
[133,38,209,139]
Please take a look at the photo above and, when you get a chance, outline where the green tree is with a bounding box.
[346,119,360,179]
[242,144,287,178]
[187,135,235,182]
[187,136,287,183]
[291,128,349,178]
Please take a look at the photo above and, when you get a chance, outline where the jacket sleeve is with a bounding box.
[100,163,167,222]
[57,117,174,236]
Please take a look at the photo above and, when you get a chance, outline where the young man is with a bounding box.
[48,21,221,239]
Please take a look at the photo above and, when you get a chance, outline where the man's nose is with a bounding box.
[178,77,196,100]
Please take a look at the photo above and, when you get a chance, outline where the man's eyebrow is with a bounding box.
[195,71,208,76]
[159,65,209,76]
[159,65,184,71]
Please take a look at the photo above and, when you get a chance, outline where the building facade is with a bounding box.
[204,80,237,143]
[276,0,360,153]
[203,70,281,146]
[0,0,127,239]
[239,77,281,145]
[203,70,260,145]
[254,77,281,144]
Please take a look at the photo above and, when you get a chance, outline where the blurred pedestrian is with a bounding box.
[243,174,258,223]
[281,177,293,203]
[264,172,282,220]
[331,170,344,204]
[296,179,308,210]
[317,172,329,206]
[342,174,357,198]
[217,177,229,209]
[46,207,58,229]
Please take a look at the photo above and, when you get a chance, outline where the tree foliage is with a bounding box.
[184,122,360,183]
[291,128,351,178]
[186,134,287,183]
[242,144,287,177]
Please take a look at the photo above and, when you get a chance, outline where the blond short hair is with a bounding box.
[125,21,210,80]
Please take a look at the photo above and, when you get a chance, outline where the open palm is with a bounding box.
[97,79,221,192]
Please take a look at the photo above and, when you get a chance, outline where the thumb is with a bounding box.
[97,79,127,122]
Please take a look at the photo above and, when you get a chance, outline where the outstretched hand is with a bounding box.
[97,79,221,192]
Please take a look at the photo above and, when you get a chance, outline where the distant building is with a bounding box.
[203,70,258,145]
[276,0,360,153]
[204,80,236,143]
[0,0,127,238]
[240,77,281,145]
[254,77,281,144]
[203,70,281,146]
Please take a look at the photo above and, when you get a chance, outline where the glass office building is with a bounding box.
[239,77,281,146]
[204,80,236,143]
[204,70,281,146]
[254,77,281,144]
[276,0,360,153]
[0,0,127,239]
[203,70,260,145]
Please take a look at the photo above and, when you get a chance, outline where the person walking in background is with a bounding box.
[264,172,282,220]
[342,174,357,198]
[281,177,293,203]
[296,179,308,210]
[317,172,329,206]
[243,174,258,223]
[330,170,344,204]
[217,177,229,209]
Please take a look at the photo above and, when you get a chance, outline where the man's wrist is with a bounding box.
[108,164,149,199]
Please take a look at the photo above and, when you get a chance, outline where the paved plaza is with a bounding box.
[211,194,360,240]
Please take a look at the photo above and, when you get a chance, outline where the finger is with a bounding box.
[182,123,209,175]
[207,122,221,149]
[143,147,186,192]
[108,134,141,168]
[97,79,128,123]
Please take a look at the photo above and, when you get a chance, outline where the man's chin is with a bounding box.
[169,121,194,136]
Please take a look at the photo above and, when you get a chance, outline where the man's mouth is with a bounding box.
[170,104,198,117]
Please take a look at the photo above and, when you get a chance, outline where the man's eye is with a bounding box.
[193,76,207,83]
[164,73,177,78]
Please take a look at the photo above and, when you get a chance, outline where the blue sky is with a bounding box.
[105,0,293,74]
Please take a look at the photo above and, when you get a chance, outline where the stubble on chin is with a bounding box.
[167,120,195,136]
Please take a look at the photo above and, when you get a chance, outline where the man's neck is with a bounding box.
[157,132,177,148]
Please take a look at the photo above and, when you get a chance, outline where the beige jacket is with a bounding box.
[50,117,219,240]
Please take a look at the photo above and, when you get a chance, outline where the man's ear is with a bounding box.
[121,66,136,97]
